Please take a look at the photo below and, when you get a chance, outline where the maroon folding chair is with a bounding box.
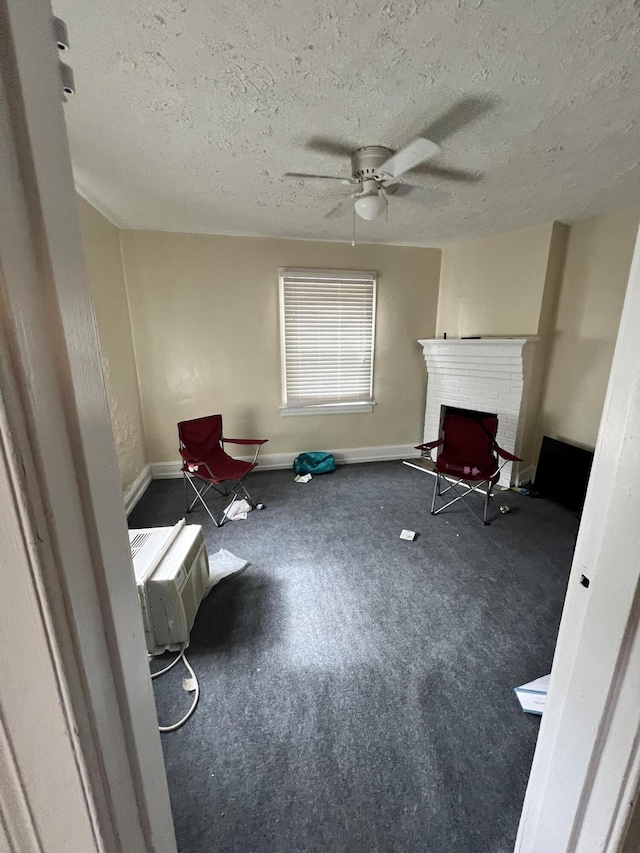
[416,409,521,525]
[178,415,268,526]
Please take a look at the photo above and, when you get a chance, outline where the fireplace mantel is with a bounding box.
[417,337,538,486]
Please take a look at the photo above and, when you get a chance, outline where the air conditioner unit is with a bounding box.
[129,519,209,656]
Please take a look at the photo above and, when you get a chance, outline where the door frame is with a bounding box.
[3,0,640,850]
[0,0,176,850]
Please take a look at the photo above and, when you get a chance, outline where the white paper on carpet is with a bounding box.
[204,548,249,597]
[514,674,550,715]
[223,498,252,521]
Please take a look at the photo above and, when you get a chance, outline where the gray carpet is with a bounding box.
[128,461,577,853]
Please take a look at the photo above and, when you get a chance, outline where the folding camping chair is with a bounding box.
[416,409,522,525]
[178,415,268,526]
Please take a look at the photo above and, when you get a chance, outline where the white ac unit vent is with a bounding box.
[129,519,209,656]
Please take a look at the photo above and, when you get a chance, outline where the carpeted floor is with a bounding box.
[128,461,578,853]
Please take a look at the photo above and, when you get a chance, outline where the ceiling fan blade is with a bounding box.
[419,96,496,145]
[285,172,350,181]
[324,198,349,219]
[411,163,481,183]
[380,138,441,180]
[392,183,449,205]
[305,137,357,158]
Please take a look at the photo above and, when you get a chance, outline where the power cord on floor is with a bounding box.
[150,647,200,733]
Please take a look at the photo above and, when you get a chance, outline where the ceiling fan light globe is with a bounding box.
[354,192,386,221]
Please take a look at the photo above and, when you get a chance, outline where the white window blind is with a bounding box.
[279,268,377,415]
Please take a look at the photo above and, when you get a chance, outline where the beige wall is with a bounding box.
[520,222,569,469]
[436,223,557,338]
[79,197,639,477]
[538,206,640,450]
[77,196,147,494]
[120,232,441,463]
[434,212,640,468]
[434,221,568,475]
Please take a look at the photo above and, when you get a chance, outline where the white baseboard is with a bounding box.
[150,444,421,480]
[516,466,535,486]
[124,464,152,515]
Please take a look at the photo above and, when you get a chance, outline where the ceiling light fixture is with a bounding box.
[354,180,386,220]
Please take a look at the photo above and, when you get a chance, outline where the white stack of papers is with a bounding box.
[514,674,550,716]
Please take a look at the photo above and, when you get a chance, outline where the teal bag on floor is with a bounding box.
[293,452,336,475]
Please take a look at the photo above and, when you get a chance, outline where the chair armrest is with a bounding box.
[495,445,522,462]
[222,437,269,446]
[415,439,444,451]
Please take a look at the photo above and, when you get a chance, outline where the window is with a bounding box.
[279,268,377,416]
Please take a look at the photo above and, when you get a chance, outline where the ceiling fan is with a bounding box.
[284,98,492,224]
[285,136,476,222]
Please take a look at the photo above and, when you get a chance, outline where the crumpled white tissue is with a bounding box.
[223,498,253,521]
[204,548,249,597]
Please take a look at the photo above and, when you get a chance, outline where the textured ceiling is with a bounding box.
[53,0,640,246]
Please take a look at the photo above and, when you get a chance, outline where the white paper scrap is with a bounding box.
[295,473,312,483]
[400,529,416,541]
[223,498,252,521]
[514,674,550,716]
[204,548,249,597]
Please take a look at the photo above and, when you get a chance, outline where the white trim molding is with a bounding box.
[0,1,177,849]
[124,464,152,515]
[280,401,375,416]
[151,443,421,479]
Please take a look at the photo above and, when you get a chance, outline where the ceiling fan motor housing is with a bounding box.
[351,146,394,182]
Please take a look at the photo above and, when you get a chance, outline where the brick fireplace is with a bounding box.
[417,338,538,486]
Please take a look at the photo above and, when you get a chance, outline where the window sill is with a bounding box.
[280,402,375,417]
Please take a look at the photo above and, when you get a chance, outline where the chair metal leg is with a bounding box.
[483,483,491,525]
[431,474,440,515]
[182,470,263,527]
[429,473,496,525]
[184,473,225,526]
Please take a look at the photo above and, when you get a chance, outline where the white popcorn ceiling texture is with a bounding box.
[54,0,640,246]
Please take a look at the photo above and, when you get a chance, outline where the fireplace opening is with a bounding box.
[439,405,498,433]
[419,338,532,486]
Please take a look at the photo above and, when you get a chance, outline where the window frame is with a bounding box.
[278,267,377,416]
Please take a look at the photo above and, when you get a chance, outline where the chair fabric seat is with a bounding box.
[178,413,267,526]
[435,453,500,483]
[415,409,522,524]
[181,454,255,483]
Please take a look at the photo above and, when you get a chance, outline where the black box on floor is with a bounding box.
[534,436,594,514]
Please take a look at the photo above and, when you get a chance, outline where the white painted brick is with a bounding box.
[476,370,503,381]
[421,338,532,488]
